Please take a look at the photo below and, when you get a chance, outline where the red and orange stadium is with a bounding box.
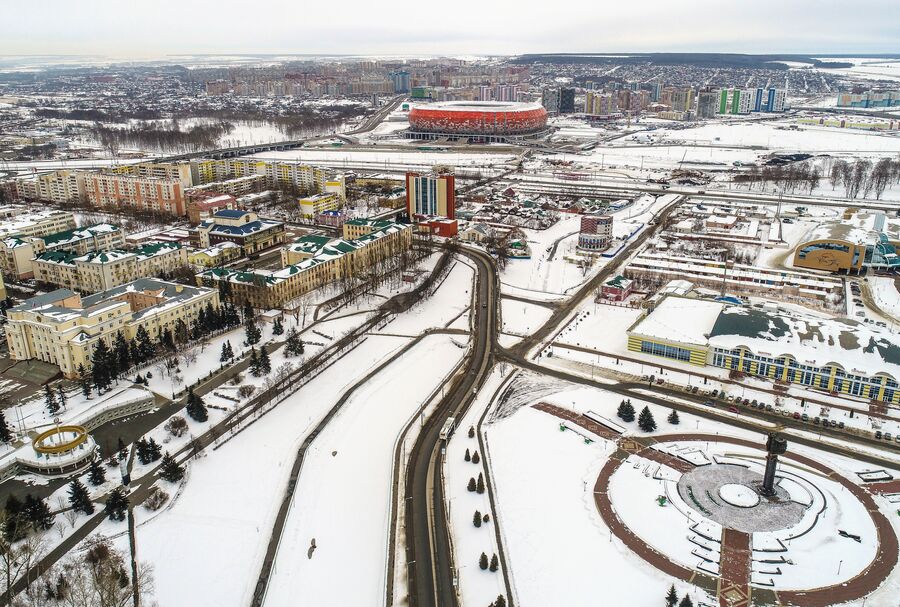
[409,101,548,136]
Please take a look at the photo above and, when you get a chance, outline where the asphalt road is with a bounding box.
[404,247,497,607]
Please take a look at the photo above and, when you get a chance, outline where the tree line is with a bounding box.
[90,119,235,154]
[734,157,900,200]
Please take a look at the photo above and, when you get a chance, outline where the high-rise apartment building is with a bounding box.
[405,171,456,219]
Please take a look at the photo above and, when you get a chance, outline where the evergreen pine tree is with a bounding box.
[161,328,175,352]
[114,331,130,375]
[147,438,162,462]
[285,328,304,357]
[638,406,657,433]
[464,448,471,462]
[91,340,113,393]
[2,496,26,542]
[159,452,185,483]
[244,303,261,345]
[468,426,475,438]
[57,385,68,412]
[104,487,129,522]
[0,410,12,443]
[129,339,142,366]
[185,387,209,422]
[489,554,499,572]
[272,317,284,336]
[78,364,92,399]
[117,438,128,463]
[667,409,680,425]
[45,385,59,415]
[473,510,482,528]
[135,438,151,465]
[259,345,272,375]
[479,552,489,570]
[67,478,95,515]
[616,399,635,423]
[472,451,480,464]
[23,494,55,531]
[204,302,217,332]
[665,584,678,607]
[678,595,693,607]
[467,477,476,492]
[249,347,262,377]
[495,596,506,607]
[88,458,106,486]
[476,473,485,494]
[136,325,155,361]
[220,342,231,363]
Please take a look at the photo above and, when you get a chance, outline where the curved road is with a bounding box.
[404,247,498,607]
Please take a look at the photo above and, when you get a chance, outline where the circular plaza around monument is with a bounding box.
[595,431,896,603]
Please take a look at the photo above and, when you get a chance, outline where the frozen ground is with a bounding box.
[487,403,710,607]
[263,334,466,606]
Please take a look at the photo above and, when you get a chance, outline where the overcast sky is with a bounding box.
[3,0,899,57]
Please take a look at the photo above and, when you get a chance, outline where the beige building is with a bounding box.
[0,224,125,280]
[6,278,219,378]
[105,161,193,188]
[199,222,412,308]
[15,171,84,204]
[188,242,242,268]
[0,210,77,240]
[0,273,6,301]
[189,157,344,198]
[33,242,189,293]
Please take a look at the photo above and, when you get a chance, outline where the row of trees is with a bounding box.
[616,400,681,432]
[90,119,235,154]
[734,157,900,200]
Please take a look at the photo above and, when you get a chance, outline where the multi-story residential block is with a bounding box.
[15,170,84,204]
[185,174,266,201]
[405,171,456,219]
[5,278,219,378]
[0,273,6,302]
[585,92,617,116]
[105,161,193,188]
[189,158,345,199]
[696,90,719,119]
[836,90,900,108]
[81,172,187,216]
[190,210,285,255]
[33,242,188,293]
[0,210,77,240]
[298,193,342,219]
[198,222,412,308]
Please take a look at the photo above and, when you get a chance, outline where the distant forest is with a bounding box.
[511,53,860,69]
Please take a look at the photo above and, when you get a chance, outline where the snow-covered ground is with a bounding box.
[110,252,473,607]
[118,334,412,607]
[487,402,712,607]
[263,334,466,606]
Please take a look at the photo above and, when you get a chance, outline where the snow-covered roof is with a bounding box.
[631,295,900,378]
